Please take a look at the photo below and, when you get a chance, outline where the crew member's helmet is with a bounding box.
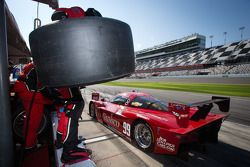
[51,6,102,21]
[51,6,86,21]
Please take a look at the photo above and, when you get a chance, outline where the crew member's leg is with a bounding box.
[55,111,66,149]
[61,102,91,163]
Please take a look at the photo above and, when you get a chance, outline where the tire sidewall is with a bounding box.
[89,102,96,118]
[12,110,47,140]
[133,121,154,152]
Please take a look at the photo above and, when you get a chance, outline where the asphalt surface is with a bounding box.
[77,84,250,167]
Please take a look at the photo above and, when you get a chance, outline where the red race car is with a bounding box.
[88,91,230,155]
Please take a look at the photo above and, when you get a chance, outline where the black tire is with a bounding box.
[133,122,154,152]
[13,111,47,139]
[29,17,135,87]
[89,102,96,118]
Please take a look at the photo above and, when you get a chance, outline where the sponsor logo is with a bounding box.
[172,111,180,117]
[103,113,120,128]
[156,136,175,152]
[170,103,187,111]
[175,105,185,111]
[172,112,189,119]
[116,106,124,115]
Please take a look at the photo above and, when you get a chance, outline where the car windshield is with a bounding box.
[111,95,129,105]
[130,96,168,111]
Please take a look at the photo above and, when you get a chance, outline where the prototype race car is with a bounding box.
[89,91,230,155]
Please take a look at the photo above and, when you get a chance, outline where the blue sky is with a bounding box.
[7,0,250,51]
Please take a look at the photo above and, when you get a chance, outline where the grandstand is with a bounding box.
[136,33,206,61]
[134,34,250,77]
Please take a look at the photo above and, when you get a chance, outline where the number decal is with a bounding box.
[123,122,126,134]
[123,122,131,136]
[125,99,130,105]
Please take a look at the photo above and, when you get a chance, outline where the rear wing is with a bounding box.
[190,96,230,121]
[169,96,230,127]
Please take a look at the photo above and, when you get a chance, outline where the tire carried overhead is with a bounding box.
[29,17,135,87]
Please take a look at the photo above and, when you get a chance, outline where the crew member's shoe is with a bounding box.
[76,138,87,146]
[73,146,92,155]
[55,138,87,149]
[61,147,92,164]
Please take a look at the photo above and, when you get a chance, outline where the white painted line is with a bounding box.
[85,134,118,144]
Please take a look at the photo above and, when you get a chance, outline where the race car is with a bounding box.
[88,91,230,155]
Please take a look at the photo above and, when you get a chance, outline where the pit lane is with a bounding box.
[78,84,250,167]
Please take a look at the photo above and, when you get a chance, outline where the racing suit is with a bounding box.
[13,63,51,149]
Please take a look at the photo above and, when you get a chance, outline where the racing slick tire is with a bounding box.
[29,17,135,87]
[13,110,47,141]
[133,121,154,152]
[89,102,96,118]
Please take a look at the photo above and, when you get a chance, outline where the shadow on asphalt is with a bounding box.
[146,141,250,167]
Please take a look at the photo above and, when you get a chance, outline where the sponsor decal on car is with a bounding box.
[116,106,125,115]
[175,104,186,111]
[172,111,189,119]
[156,136,175,152]
[103,113,120,128]
[131,101,143,107]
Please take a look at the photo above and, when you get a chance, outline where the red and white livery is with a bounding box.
[89,92,230,155]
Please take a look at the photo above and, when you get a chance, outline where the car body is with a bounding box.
[89,92,230,155]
